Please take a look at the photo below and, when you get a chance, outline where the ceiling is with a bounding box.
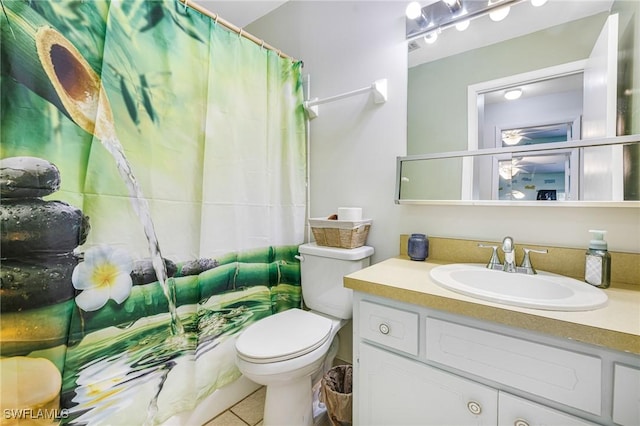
[196,1,289,28]
[192,1,613,65]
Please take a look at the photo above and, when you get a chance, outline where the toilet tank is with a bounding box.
[298,243,374,319]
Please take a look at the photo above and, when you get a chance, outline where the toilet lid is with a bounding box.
[236,309,333,363]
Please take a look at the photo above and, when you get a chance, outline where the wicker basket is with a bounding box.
[309,218,372,249]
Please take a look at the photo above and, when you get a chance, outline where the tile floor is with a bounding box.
[205,387,266,426]
[203,381,333,426]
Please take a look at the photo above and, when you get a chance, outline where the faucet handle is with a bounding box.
[519,247,548,275]
[478,244,501,270]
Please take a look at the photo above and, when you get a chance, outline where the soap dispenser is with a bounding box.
[585,230,611,289]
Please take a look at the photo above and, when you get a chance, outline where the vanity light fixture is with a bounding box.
[530,0,548,6]
[406,0,531,41]
[504,88,522,100]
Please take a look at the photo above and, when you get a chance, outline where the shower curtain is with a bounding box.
[0,1,306,424]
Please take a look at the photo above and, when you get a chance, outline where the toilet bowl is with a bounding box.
[235,243,374,426]
[236,309,345,425]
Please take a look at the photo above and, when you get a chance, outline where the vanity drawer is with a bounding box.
[359,300,419,356]
[425,317,602,415]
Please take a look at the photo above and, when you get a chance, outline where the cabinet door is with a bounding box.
[613,363,640,426]
[358,343,497,426]
[499,392,596,426]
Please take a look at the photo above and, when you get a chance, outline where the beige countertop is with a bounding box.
[344,257,640,355]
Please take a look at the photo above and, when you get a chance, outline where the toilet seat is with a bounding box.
[236,309,333,364]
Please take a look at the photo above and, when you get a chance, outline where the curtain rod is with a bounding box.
[178,0,298,63]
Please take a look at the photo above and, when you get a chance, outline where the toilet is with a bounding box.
[235,242,374,426]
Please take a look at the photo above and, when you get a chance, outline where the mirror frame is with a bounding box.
[395,134,640,207]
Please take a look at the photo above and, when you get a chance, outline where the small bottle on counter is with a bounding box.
[584,230,611,289]
[408,233,429,261]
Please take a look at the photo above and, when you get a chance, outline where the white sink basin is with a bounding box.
[429,263,608,311]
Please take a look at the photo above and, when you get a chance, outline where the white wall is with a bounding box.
[248,1,640,259]
[248,1,408,263]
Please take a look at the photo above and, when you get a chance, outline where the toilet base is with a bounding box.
[263,375,314,426]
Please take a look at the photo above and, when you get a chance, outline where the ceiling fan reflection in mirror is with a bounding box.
[500,121,575,146]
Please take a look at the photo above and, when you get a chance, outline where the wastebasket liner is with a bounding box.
[320,365,353,426]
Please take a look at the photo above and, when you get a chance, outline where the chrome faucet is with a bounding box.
[501,236,516,273]
[479,237,548,274]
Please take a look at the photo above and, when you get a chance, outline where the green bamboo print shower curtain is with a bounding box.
[0,0,306,424]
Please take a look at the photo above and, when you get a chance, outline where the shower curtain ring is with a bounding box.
[239,28,244,39]
[214,14,219,25]
[260,40,265,50]
[183,0,189,11]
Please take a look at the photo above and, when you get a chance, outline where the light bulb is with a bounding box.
[424,32,438,44]
[406,2,422,19]
[489,5,510,21]
[455,19,470,31]
[531,0,548,6]
[504,89,522,100]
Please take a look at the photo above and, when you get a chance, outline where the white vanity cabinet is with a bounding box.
[353,293,639,426]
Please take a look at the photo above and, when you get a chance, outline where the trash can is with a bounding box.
[320,364,353,426]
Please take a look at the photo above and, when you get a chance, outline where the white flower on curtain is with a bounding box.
[72,245,134,311]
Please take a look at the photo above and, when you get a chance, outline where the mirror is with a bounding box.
[401,0,640,204]
[397,138,640,203]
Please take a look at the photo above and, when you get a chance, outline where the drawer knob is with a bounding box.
[378,323,390,335]
[514,419,530,426]
[467,401,482,415]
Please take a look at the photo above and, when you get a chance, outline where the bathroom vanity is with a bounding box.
[345,257,640,426]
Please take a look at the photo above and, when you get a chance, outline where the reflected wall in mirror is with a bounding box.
[403,0,640,203]
[399,157,465,200]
